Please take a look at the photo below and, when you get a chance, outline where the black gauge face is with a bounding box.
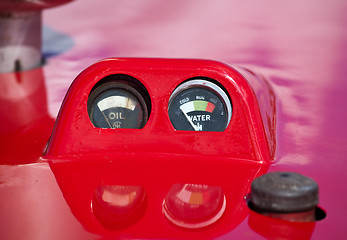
[168,80,232,132]
[88,82,148,129]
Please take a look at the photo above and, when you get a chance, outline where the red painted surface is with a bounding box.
[0,0,346,239]
[0,68,55,164]
[43,58,271,238]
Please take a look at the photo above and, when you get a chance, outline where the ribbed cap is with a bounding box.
[251,172,318,213]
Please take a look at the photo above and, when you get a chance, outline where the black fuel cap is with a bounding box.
[250,172,319,213]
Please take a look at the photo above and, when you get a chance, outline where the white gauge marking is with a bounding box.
[97,96,136,111]
[113,121,122,128]
[180,101,195,114]
[109,112,116,119]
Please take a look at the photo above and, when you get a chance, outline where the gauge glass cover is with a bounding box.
[88,82,148,129]
[168,80,232,132]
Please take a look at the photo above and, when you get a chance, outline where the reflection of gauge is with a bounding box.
[168,79,232,132]
[92,185,147,229]
[88,80,149,129]
[163,184,226,229]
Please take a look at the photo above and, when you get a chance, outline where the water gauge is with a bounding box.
[168,79,232,132]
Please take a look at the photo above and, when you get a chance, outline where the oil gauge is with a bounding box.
[88,78,150,129]
[168,79,232,132]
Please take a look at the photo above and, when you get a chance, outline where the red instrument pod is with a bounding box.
[45,58,274,162]
[44,58,275,238]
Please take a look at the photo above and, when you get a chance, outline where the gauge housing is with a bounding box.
[168,79,232,132]
[44,58,275,237]
[45,58,274,161]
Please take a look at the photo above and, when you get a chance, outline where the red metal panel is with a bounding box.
[43,58,271,238]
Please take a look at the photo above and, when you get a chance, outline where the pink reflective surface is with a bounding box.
[1,0,347,239]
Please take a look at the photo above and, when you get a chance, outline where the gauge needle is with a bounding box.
[99,110,112,128]
[181,108,199,131]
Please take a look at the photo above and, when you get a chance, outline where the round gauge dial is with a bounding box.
[88,82,149,129]
[168,80,232,132]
